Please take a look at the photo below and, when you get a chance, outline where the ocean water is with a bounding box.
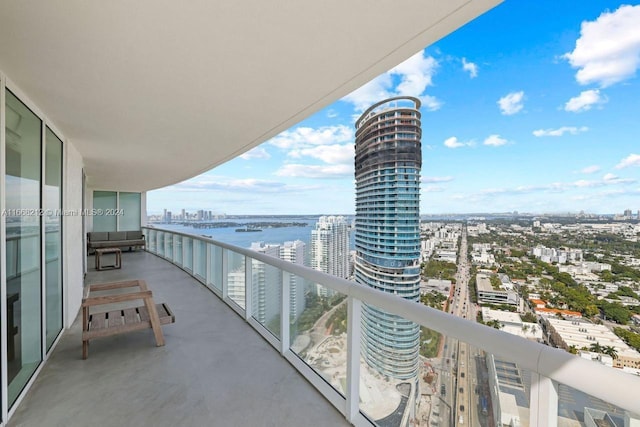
[150,217,322,249]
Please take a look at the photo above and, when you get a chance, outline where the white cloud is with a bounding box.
[497,91,525,115]
[342,51,441,112]
[564,89,606,112]
[168,176,309,194]
[532,126,589,137]
[564,5,640,87]
[444,136,474,148]
[275,164,353,178]
[268,125,353,149]
[471,174,636,198]
[326,109,338,118]
[269,126,355,176]
[423,176,454,183]
[289,144,353,164]
[615,153,640,169]
[423,186,446,193]
[239,147,271,160]
[580,165,601,174]
[483,134,508,147]
[419,94,443,111]
[462,58,478,78]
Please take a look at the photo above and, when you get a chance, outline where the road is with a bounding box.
[433,225,493,427]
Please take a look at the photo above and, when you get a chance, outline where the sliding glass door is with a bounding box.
[5,89,43,406]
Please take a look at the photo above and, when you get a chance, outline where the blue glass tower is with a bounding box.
[354,96,422,380]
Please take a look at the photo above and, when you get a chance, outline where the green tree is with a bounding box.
[485,319,502,329]
[603,345,618,360]
[589,342,604,354]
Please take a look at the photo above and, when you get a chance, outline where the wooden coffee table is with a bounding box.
[95,247,122,270]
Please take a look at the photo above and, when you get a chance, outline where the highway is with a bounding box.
[433,225,492,427]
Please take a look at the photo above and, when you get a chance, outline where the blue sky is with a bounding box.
[149,1,640,216]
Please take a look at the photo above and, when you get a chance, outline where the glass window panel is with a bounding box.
[226,250,245,309]
[250,258,282,338]
[156,231,164,256]
[184,237,193,272]
[45,127,63,350]
[5,89,43,407]
[194,240,206,280]
[358,302,420,426]
[290,282,347,398]
[92,191,116,232]
[147,229,156,253]
[556,382,633,426]
[118,192,140,231]
[165,233,173,259]
[207,243,223,292]
[173,235,182,265]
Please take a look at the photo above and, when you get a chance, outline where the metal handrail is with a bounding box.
[142,226,640,416]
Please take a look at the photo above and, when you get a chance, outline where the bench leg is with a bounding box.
[144,297,165,347]
[82,340,89,360]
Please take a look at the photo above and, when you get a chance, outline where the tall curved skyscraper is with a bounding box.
[354,96,422,380]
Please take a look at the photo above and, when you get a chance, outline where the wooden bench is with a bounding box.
[82,280,175,359]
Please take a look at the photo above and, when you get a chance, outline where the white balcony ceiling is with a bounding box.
[0,0,500,191]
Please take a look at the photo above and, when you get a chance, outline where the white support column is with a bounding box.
[346,296,362,423]
[530,372,558,427]
[140,192,147,227]
[280,271,291,355]
[244,256,252,321]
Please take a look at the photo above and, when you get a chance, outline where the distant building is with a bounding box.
[250,242,282,327]
[543,317,640,370]
[476,272,518,306]
[310,216,350,296]
[280,240,306,320]
[481,308,542,341]
[248,240,307,322]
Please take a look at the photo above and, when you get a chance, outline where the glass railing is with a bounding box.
[142,227,640,427]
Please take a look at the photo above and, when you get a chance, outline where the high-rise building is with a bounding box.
[249,240,307,322]
[250,242,282,327]
[310,216,351,296]
[354,96,422,380]
[280,240,307,320]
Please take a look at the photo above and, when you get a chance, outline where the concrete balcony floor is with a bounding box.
[9,251,349,427]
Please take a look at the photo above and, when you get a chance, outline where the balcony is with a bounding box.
[10,227,640,427]
[8,249,348,427]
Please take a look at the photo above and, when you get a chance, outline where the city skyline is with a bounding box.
[148,0,640,215]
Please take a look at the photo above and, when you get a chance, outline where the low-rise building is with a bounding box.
[543,317,640,370]
[481,308,543,341]
[476,272,518,306]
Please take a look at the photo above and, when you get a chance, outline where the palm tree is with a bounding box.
[589,342,605,354]
[568,345,578,355]
[603,346,619,360]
